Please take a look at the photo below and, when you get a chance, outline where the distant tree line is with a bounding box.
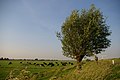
[0,57,9,60]
[0,57,58,61]
[34,58,58,61]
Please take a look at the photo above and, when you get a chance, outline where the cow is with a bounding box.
[34,63,36,65]
[40,64,45,67]
[43,62,47,65]
[20,62,22,63]
[8,62,12,65]
[61,62,67,66]
[55,62,59,66]
[48,62,54,67]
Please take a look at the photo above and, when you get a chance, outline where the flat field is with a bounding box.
[0,58,120,80]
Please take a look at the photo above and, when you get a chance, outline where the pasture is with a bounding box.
[0,58,120,80]
[0,60,75,80]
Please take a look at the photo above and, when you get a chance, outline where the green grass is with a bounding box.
[0,58,120,80]
[55,58,120,80]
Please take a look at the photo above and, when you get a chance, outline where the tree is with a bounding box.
[35,58,38,61]
[0,57,3,60]
[56,4,111,69]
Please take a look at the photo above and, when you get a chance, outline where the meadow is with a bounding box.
[0,58,120,80]
[0,60,75,80]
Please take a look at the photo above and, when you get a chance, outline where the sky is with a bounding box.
[0,0,120,60]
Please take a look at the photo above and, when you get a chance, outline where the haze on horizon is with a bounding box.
[0,0,120,60]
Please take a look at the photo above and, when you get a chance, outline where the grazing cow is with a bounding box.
[26,62,32,65]
[34,63,36,65]
[48,62,54,67]
[20,62,22,63]
[36,64,39,66]
[61,62,67,66]
[8,62,12,65]
[55,62,59,66]
[40,64,45,67]
[43,62,47,65]
[69,62,71,64]
[47,62,51,66]
[51,63,54,67]
[70,63,73,65]
[57,64,59,66]
[55,62,58,64]
[28,62,31,65]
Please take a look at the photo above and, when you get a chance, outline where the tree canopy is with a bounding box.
[56,4,111,65]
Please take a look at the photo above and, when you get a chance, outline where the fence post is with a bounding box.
[112,60,114,65]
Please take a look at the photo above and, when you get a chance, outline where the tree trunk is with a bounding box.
[76,55,84,70]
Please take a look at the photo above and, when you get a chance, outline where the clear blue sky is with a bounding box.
[0,0,120,59]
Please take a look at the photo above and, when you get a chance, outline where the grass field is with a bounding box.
[0,58,120,80]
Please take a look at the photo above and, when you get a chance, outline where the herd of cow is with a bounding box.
[8,61,74,67]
